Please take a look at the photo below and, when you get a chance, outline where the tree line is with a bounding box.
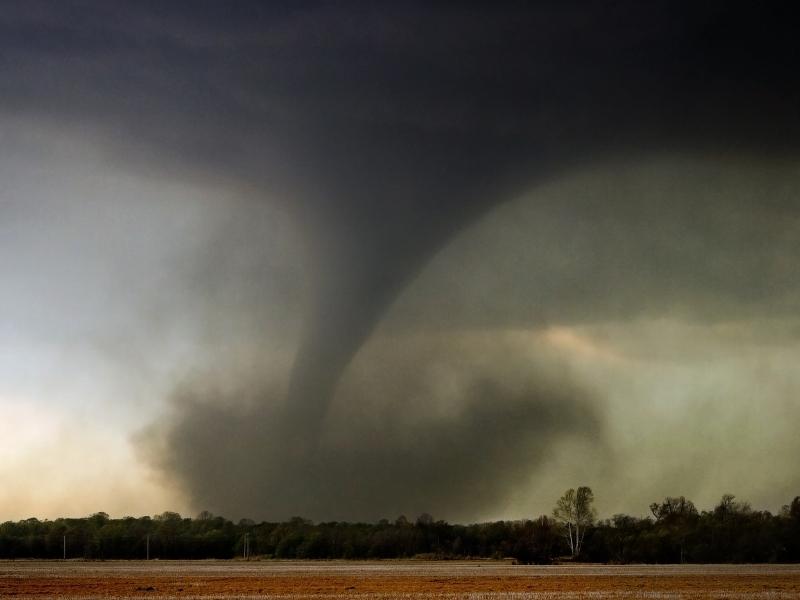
[1,493,799,563]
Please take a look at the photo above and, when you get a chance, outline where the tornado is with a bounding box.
[3,1,800,519]
[276,0,800,442]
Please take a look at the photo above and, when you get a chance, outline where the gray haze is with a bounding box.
[141,157,800,521]
[2,2,799,520]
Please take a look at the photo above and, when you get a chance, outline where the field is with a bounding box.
[2,560,800,599]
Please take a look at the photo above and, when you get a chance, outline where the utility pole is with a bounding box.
[146,534,150,560]
[63,535,66,560]
[243,533,250,560]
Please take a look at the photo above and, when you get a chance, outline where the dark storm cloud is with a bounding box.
[140,335,603,522]
[3,2,800,519]
[388,158,800,332]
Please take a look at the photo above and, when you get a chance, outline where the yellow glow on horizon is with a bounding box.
[0,395,187,520]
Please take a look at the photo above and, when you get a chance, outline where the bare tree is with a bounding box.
[553,486,596,557]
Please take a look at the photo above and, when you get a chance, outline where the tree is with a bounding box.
[649,496,698,563]
[416,513,434,526]
[553,486,596,557]
[649,496,697,522]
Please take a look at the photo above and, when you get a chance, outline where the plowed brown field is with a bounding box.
[2,561,800,599]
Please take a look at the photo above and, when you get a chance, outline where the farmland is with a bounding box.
[2,561,800,599]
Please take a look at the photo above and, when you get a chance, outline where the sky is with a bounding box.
[1,1,799,523]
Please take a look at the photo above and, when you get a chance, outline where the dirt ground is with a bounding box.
[2,560,800,599]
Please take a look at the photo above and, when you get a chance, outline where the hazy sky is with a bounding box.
[1,2,799,522]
